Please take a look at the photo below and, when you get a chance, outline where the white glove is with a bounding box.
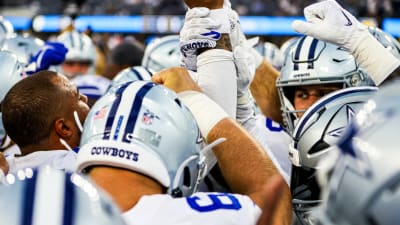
[225,8,246,49]
[292,0,400,85]
[180,7,230,71]
[291,0,367,53]
[234,37,262,100]
[235,91,256,125]
[223,8,264,70]
[233,38,260,125]
[234,44,256,99]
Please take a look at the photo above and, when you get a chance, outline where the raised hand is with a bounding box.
[292,0,367,53]
[292,0,400,85]
[25,42,68,75]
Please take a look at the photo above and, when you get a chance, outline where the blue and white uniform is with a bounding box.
[123,192,261,225]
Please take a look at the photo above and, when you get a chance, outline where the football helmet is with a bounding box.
[315,79,400,225]
[56,30,97,76]
[0,17,14,47]
[0,50,24,147]
[277,36,375,134]
[289,86,377,225]
[71,74,111,107]
[141,35,181,73]
[0,167,126,225]
[77,80,205,197]
[368,26,400,59]
[111,66,153,88]
[263,42,283,70]
[1,34,45,65]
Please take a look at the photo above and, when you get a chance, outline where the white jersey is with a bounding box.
[243,114,292,185]
[2,144,21,157]
[123,192,261,225]
[6,150,77,174]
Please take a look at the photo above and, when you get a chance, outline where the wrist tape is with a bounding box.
[178,91,229,140]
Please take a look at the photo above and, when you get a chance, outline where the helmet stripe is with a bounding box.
[307,38,319,69]
[62,173,75,225]
[22,174,38,225]
[144,67,153,76]
[131,67,144,81]
[122,82,156,143]
[293,36,306,71]
[103,82,131,140]
[68,32,75,48]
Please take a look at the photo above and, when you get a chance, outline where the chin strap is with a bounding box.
[199,137,226,179]
[59,138,73,151]
[73,111,83,132]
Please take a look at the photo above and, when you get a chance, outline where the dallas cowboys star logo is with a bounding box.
[327,104,356,137]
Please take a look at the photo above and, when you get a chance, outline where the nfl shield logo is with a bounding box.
[142,109,159,125]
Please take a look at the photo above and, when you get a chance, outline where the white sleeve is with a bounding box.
[197,49,237,118]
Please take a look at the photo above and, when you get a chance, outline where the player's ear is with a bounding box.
[54,118,73,139]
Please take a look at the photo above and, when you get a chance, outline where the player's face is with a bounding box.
[58,74,90,147]
[61,60,92,79]
[294,84,340,118]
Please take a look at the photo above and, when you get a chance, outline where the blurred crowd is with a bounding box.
[1,0,399,17]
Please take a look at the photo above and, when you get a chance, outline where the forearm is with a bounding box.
[197,34,237,117]
[207,118,279,198]
[250,59,283,123]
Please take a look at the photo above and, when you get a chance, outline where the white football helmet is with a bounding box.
[0,167,126,225]
[1,34,45,65]
[141,35,181,73]
[56,30,97,76]
[315,79,400,225]
[0,50,24,148]
[263,42,283,70]
[277,36,375,134]
[77,80,205,197]
[111,66,153,88]
[289,86,377,225]
[0,17,14,47]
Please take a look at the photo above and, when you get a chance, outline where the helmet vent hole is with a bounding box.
[174,98,182,107]
[183,166,191,187]
[309,140,329,154]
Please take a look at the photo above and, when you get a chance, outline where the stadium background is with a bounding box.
[1,0,399,57]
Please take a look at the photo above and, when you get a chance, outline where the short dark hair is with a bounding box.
[109,40,144,66]
[1,70,66,147]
